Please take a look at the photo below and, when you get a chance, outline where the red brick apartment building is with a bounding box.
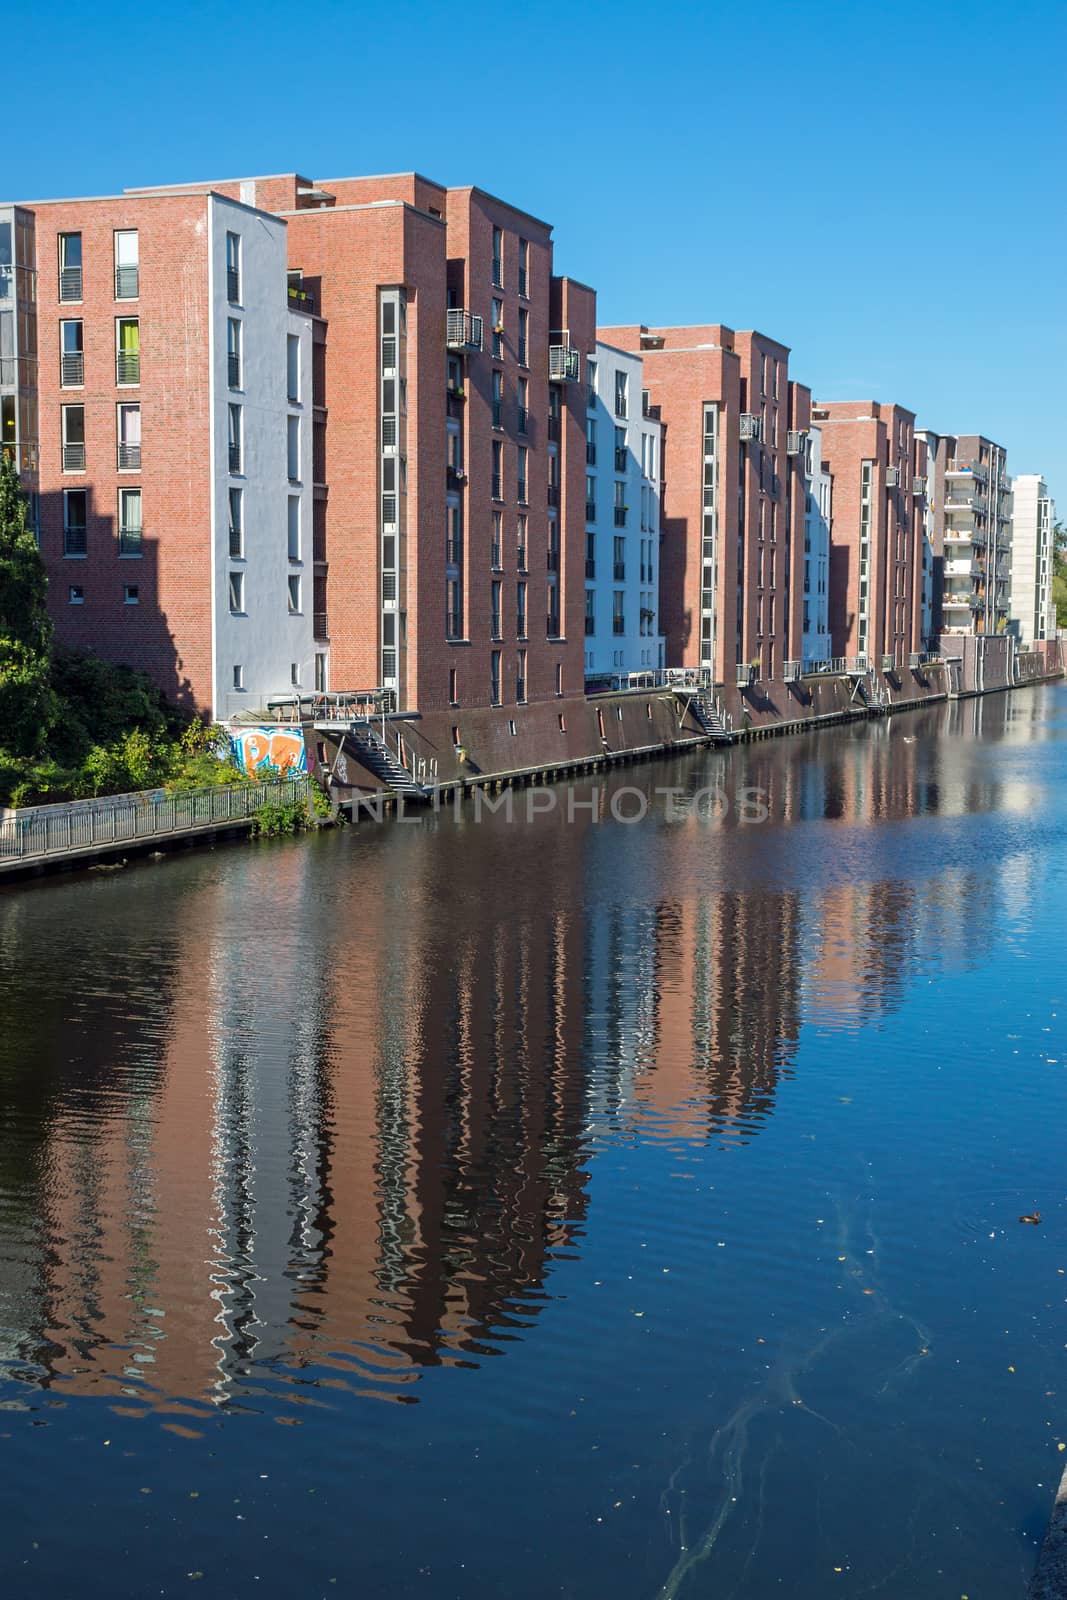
[1,172,595,717]
[811,400,928,665]
[598,324,810,683]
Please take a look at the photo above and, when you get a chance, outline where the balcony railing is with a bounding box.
[585,615,595,635]
[546,549,560,572]
[490,543,502,569]
[613,618,625,635]
[227,267,240,303]
[547,414,561,442]
[62,443,86,472]
[517,479,528,505]
[492,258,503,288]
[613,562,626,580]
[614,506,627,527]
[548,345,580,384]
[446,309,483,351]
[586,442,596,465]
[446,612,463,640]
[229,444,242,473]
[516,612,527,639]
[115,265,139,300]
[60,352,84,387]
[547,613,561,637]
[228,352,241,388]
[287,284,315,314]
[585,558,596,579]
[117,442,141,470]
[119,525,142,556]
[59,266,83,302]
[491,615,502,640]
[517,406,529,435]
[516,544,527,571]
[229,524,242,558]
[314,611,329,641]
[547,484,560,507]
[614,447,627,472]
[518,338,528,366]
[446,539,461,565]
[518,267,528,298]
[491,473,502,499]
[116,350,140,385]
[63,524,87,556]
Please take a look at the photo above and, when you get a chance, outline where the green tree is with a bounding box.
[1054,520,1067,630]
[0,455,57,755]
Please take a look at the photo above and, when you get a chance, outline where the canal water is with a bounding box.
[1,686,1065,1599]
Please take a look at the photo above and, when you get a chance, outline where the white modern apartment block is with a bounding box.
[583,342,664,681]
[801,426,831,663]
[210,199,321,716]
[1009,474,1057,646]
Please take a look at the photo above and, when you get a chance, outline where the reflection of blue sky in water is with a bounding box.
[0,686,1064,1598]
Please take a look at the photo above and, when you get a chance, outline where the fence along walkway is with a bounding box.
[0,775,311,868]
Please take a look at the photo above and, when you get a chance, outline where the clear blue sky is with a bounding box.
[13,0,1065,505]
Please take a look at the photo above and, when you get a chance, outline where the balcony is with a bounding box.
[59,266,83,302]
[116,350,140,385]
[62,443,86,472]
[446,309,483,351]
[614,506,627,527]
[60,352,84,387]
[115,264,139,300]
[549,345,580,384]
[117,442,141,470]
[287,283,315,315]
[313,611,329,640]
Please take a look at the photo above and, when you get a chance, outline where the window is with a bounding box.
[517,579,527,637]
[118,488,142,555]
[117,403,140,470]
[449,666,458,705]
[60,320,83,387]
[586,417,597,464]
[516,647,527,703]
[492,226,503,288]
[228,404,242,472]
[288,574,302,614]
[491,579,502,639]
[229,569,245,613]
[446,577,462,639]
[517,513,528,570]
[585,588,595,635]
[614,480,627,527]
[492,368,503,429]
[227,317,241,388]
[518,307,528,366]
[291,662,300,687]
[61,404,85,471]
[123,584,139,605]
[517,374,529,434]
[587,359,597,409]
[233,664,244,691]
[69,585,84,605]
[492,298,503,359]
[614,425,627,472]
[586,474,596,521]
[229,488,243,558]
[58,233,82,302]
[517,445,528,505]
[280,498,300,568]
[226,231,241,302]
[518,236,529,298]
[613,590,625,634]
[614,370,628,418]
[116,318,139,385]
[287,334,300,402]
[490,648,502,705]
[114,230,138,299]
[492,439,503,500]
[614,535,626,580]
[288,415,301,481]
[63,489,87,556]
[586,529,596,578]
[491,509,502,567]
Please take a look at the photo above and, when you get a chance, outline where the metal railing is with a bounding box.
[517,406,529,435]
[227,267,240,303]
[614,448,627,472]
[228,352,241,388]
[0,776,311,866]
[62,443,86,472]
[547,414,561,442]
[116,350,140,385]
[549,345,580,383]
[115,265,139,300]
[59,266,83,302]
[614,506,627,527]
[118,525,142,556]
[63,524,87,557]
[446,309,482,351]
[118,442,141,470]
[60,352,84,387]
[229,444,242,473]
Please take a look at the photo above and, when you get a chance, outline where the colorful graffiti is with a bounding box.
[229,726,308,776]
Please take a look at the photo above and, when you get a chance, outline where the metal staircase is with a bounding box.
[689,692,734,741]
[347,722,430,797]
